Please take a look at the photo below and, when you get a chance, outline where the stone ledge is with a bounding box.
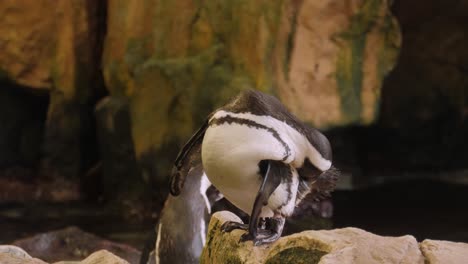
[0,248,129,264]
[420,239,468,264]
[0,245,47,264]
[201,211,468,264]
[53,250,129,264]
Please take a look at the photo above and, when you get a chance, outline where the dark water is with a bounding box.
[333,180,468,243]
[0,180,467,251]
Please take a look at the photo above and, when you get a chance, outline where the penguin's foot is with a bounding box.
[242,217,286,246]
[221,221,248,232]
[244,229,281,246]
[221,218,267,233]
[222,219,285,245]
[238,229,278,246]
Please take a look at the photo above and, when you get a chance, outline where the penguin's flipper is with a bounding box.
[170,117,210,196]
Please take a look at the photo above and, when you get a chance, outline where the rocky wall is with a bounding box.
[103,0,400,193]
[0,0,105,179]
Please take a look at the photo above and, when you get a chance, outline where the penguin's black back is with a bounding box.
[223,89,332,161]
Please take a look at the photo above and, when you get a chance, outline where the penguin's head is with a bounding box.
[310,130,339,193]
[312,129,332,162]
[299,128,338,192]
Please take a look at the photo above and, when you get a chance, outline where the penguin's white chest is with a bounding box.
[201,120,297,216]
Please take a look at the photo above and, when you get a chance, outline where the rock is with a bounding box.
[0,1,105,179]
[53,250,130,264]
[377,0,468,172]
[40,98,87,180]
[103,0,270,189]
[75,250,129,264]
[95,96,148,216]
[420,239,468,264]
[0,0,103,90]
[103,0,400,192]
[12,226,140,264]
[276,0,401,128]
[0,82,47,169]
[0,245,33,259]
[0,253,47,264]
[384,0,468,128]
[201,211,425,264]
[0,176,80,202]
[0,247,132,264]
[0,245,47,264]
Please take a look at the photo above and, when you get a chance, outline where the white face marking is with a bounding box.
[199,173,212,214]
[200,218,206,245]
[155,223,162,264]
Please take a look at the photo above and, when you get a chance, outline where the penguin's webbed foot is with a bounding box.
[221,220,278,245]
[251,229,282,246]
[221,221,248,232]
[242,217,285,246]
[239,229,280,246]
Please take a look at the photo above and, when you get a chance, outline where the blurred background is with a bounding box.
[0,0,467,263]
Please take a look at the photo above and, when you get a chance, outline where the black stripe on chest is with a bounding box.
[209,115,291,161]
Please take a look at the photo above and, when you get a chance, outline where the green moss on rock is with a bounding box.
[266,247,327,264]
[103,0,287,192]
[335,0,382,124]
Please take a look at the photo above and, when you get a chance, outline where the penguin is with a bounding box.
[140,143,237,264]
[170,89,338,246]
[151,143,217,264]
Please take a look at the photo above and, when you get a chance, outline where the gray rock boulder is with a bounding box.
[0,245,47,264]
[12,226,140,263]
[0,247,130,264]
[201,211,425,264]
[420,239,468,264]
[53,250,130,264]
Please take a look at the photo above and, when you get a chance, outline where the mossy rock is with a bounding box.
[201,211,426,264]
[103,0,401,195]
